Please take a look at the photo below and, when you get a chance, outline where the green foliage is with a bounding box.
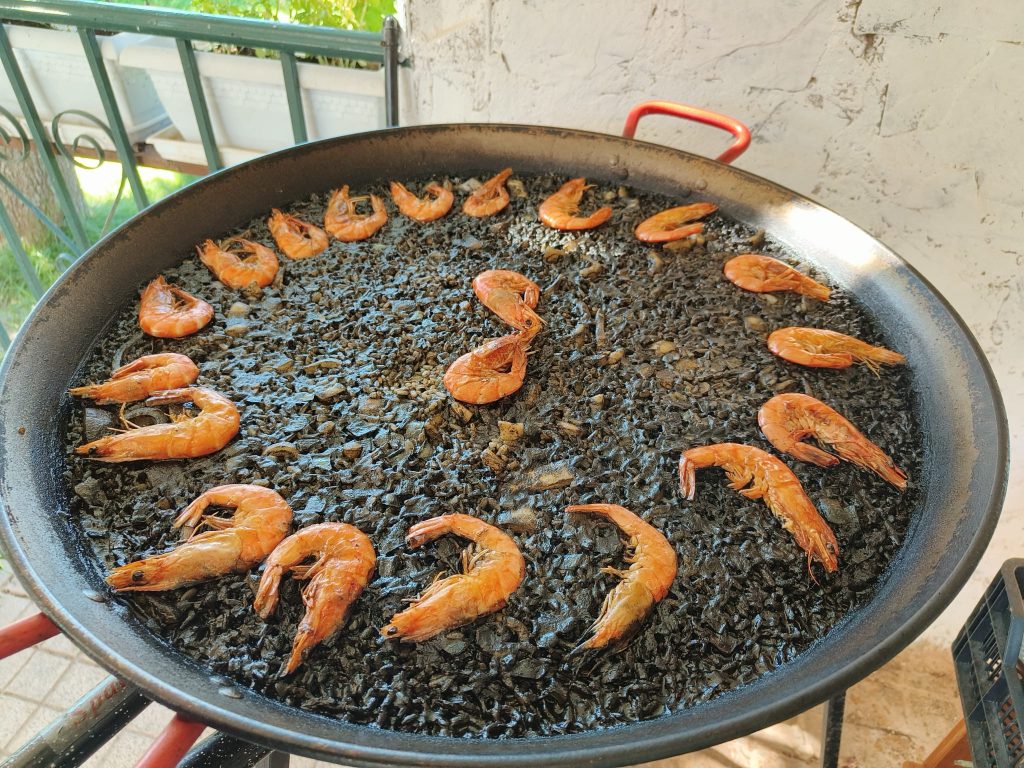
[1,168,194,341]
[104,0,394,31]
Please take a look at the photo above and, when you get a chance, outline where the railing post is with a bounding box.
[78,28,149,210]
[175,38,222,172]
[279,52,307,145]
[382,15,399,128]
[0,198,44,299]
[0,25,88,249]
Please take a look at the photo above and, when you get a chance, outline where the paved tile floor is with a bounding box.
[0,562,965,768]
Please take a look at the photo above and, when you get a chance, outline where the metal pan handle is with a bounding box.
[622,100,751,164]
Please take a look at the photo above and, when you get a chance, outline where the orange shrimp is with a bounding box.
[381,514,525,642]
[679,443,839,574]
[767,327,906,372]
[724,254,830,301]
[68,353,199,405]
[472,269,543,338]
[565,503,677,651]
[268,209,328,260]
[443,334,529,404]
[254,523,376,675]
[75,387,239,462]
[197,238,278,290]
[634,202,717,243]
[538,178,613,231]
[389,181,454,222]
[106,485,292,592]
[324,185,388,242]
[138,276,213,338]
[758,393,908,490]
[462,168,513,217]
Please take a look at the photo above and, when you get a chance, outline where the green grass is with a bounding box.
[1,165,194,339]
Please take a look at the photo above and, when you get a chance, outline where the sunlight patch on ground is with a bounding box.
[74,162,190,205]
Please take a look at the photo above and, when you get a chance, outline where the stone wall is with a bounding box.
[395,0,1024,642]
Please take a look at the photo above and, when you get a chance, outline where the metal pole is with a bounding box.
[0,198,44,298]
[78,28,149,210]
[382,15,399,128]
[3,677,149,768]
[279,52,308,145]
[176,38,223,172]
[819,691,846,768]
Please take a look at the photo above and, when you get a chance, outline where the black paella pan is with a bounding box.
[0,102,1009,767]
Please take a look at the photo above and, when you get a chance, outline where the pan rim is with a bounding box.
[0,122,1009,767]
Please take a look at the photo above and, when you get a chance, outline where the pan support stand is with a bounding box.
[819,691,846,768]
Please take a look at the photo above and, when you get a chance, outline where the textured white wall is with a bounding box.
[395,0,1023,642]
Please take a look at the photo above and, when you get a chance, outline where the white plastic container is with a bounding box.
[120,36,385,163]
[0,26,168,149]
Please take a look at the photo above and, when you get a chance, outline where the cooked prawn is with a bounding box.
[324,185,388,242]
[565,503,677,651]
[679,443,839,574]
[443,334,529,404]
[69,353,199,405]
[634,202,717,243]
[462,168,513,217]
[75,386,239,462]
[768,327,905,372]
[197,238,278,290]
[724,254,830,301]
[381,513,525,642]
[254,523,375,675]
[389,181,454,222]
[268,209,328,260]
[472,269,543,338]
[538,178,613,231]
[138,276,213,338]
[758,393,908,490]
[106,484,292,592]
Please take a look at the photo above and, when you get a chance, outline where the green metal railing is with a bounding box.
[0,0,400,350]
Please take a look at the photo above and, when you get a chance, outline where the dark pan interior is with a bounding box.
[0,125,1008,767]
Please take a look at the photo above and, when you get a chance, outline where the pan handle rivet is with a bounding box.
[218,686,243,699]
[82,588,107,603]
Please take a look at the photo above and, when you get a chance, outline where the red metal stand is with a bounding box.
[135,713,207,768]
[0,611,60,659]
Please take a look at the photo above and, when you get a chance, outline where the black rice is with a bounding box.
[64,174,922,737]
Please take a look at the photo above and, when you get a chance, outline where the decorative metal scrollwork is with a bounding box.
[0,104,30,162]
[51,109,128,237]
[0,105,78,251]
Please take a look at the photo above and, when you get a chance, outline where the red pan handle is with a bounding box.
[622,100,751,164]
[0,612,60,659]
[135,713,206,768]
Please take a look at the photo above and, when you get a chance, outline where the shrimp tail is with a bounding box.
[574,585,655,653]
[678,456,697,499]
[253,563,285,618]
